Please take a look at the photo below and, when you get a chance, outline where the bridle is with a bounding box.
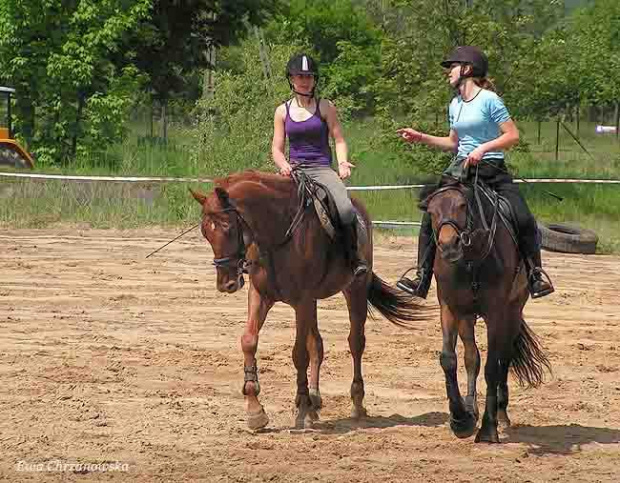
[426,185,473,263]
[426,180,499,264]
[209,206,252,282]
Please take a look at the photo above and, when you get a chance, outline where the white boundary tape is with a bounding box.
[3,171,615,230]
[1,171,619,186]
[0,172,214,183]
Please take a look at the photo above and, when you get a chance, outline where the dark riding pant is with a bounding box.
[451,160,540,258]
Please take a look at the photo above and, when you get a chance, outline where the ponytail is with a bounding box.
[474,77,496,92]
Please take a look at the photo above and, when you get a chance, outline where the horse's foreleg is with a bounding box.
[496,355,511,429]
[292,299,316,429]
[306,310,324,422]
[344,283,368,420]
[458,316,480,422]
[441,304,476,438]
[241,282,274,430]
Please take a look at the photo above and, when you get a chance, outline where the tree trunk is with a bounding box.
[71,93,85,159]
[203,44,216,99]
[150,98,154,137]
[537,120,541,145]
[616,101,620,140]
[162,99,168,142]
[15,95,36,144]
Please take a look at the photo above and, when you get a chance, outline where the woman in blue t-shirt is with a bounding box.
[396,46,554,300]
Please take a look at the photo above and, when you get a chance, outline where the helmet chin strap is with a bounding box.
[292,89,315,98]
[287,76,317,98]
[453,65,470,91]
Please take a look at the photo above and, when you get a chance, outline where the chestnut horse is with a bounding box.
[191,170,424,430]
[423,179,551,443]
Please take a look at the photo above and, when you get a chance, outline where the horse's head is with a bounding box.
[424,186,472,264]
[191,186,249,294]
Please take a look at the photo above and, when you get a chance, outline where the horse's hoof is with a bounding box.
[307,409,320,422]
[450,414,477,439]
[474,428,500,443]
[309,389,322,411]
[498,411,511,430]
[465,402,479,422]
[294,413,310,430]
[351,406,367,420]
[247,408,269,431]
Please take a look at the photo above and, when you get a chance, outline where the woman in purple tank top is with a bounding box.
[272,53,368,278]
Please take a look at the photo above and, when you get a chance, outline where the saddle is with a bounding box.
[291,170,341,240]
[423,177,519,261]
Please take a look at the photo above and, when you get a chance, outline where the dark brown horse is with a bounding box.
[191,170,424,430]
[424,180,550,443]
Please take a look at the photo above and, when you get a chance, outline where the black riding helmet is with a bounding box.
[286,53,319,97]
[441,46,488,78]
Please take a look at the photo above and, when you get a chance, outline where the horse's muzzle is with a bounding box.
[218,274,245,293]
[439,240,464,263]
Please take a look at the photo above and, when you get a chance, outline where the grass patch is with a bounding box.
[1,118,618,252]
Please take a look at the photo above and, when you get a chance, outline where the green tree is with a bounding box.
[266,0,383,116]
[0,0,151,163]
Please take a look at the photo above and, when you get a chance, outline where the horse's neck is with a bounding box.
[232,182,296,247]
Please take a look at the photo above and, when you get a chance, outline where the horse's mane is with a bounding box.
[215,170,294,196]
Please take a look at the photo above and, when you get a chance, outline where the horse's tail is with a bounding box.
[367,272,428,329]
[510,318,552,388]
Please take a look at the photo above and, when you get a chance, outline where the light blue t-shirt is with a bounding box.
[448,89,511,161]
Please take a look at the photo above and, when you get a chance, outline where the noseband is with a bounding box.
[211,206,252,280]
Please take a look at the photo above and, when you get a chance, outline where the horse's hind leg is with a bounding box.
[458,316,480,421]
[307,308,324,422]
[440,304,476,438]
[293,299,318,429]
[241,282,274,430]
[344,282,368,419]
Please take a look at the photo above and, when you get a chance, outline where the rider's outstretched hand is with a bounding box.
[397,128,424,144]
[338,161,355,179]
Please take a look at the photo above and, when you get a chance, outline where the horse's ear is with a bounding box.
[189,188,208,205]
[215,186,230,207]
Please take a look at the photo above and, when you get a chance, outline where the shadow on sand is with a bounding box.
[505,424,620,455]
[280,411,450,435]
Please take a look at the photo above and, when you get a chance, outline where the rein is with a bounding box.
[426,172,499,265]
[209,172,315,296]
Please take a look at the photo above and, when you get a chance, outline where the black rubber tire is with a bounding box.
[538,222,598,254]
[0,145,32,169]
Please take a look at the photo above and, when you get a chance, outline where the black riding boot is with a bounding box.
[397,213,435,298]
[525,249,554,299]
[347,212,369,278]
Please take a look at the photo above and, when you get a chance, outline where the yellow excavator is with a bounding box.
[0,86,34,168]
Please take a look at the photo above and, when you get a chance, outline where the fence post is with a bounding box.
[555,116,560,161]
[576,101,580,139]
[616,101,620,140]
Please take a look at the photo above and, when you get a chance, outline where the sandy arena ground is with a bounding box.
[0,227,619,482]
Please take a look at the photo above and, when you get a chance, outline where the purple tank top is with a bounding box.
[284,99,332,166]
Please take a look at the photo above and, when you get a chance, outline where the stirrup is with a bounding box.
[396,274,430,299]
[353,263,368,278]
[396,276,417,295]
[529,268,555,299]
